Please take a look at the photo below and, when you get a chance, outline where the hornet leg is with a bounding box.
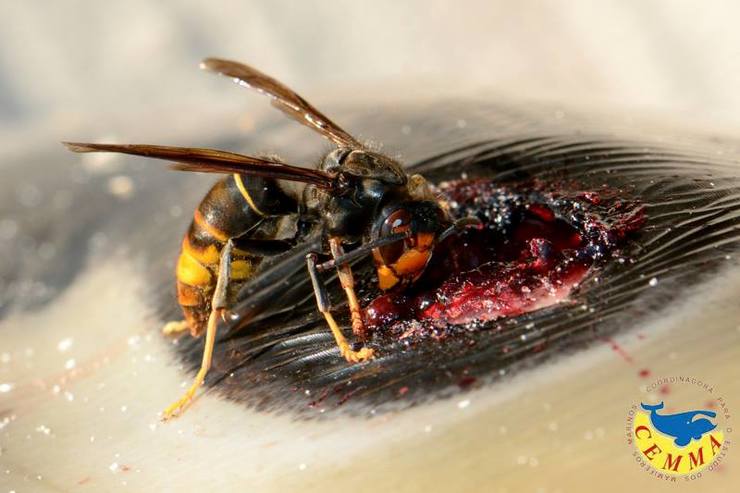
[306,253,373,363]
[162,320,190,336]
[328,237,367,339]
[162,239,234,420]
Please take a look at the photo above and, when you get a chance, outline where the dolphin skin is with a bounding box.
[641,402,717,447]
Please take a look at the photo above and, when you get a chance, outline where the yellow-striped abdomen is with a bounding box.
[174,173,295,337]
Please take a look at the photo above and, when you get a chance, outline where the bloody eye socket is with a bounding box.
[377,208,412,264]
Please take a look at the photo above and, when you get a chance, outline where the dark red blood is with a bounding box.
[531,341,548,353]
[659,384,671,395]
[579,191,602,205]
[418,260,588,325]
[638,368,651,378]
[363,293,410,329]
[458,376,477,389]
[361,179,644,340]
[337,387,361,406]
[528,203,556,222]
[603,337,634,363]
[307,387,330,408]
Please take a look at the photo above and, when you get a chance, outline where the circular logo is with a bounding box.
[626,376,732,482]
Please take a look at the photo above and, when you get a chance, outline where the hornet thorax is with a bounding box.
[305,148,409,241]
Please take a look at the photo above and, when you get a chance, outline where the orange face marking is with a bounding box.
[392,232,435,276]
[392,248,431,276]
[377,265,400,290]
[374,232,436,290]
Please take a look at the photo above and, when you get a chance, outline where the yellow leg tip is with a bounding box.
[162,320,189,336]
[161,400,188,421]
[161,372,207,421]
[161,387,199,421]
[322,311,375,363]
[341,345,375,363]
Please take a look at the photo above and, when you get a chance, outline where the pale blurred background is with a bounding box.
[2,0,740,152]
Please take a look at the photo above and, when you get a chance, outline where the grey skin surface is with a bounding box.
[1,99,739,491]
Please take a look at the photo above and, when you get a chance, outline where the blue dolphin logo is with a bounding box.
[641,402,717,447]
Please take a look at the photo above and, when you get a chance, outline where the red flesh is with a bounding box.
[362,179,644,340]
